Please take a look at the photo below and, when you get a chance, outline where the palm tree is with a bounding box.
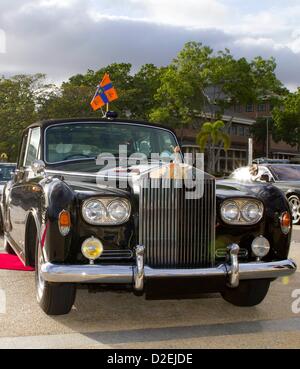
[196,120,231,174]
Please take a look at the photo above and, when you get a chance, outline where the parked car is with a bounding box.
[0,163,16,195]
[230,162,300,224]
[0,163,16,234]
[1,119,296,315]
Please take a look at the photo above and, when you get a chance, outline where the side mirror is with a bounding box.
[260,174,272,183]
[31,160,46,176]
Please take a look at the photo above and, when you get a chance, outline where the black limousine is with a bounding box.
[0,119,296,315]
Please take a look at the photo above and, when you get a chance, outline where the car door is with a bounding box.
[9,127,41,254]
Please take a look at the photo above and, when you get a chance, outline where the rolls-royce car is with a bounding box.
[230,162,300,224]
[1,119,297,315]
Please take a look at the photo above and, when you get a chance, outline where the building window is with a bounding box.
[257,103,266,112]
[244,127,250,137]
[234,105,243,113]
[231,125,238,136]
[246,103,254,112]
[239,126,245,136]
[213,149,247,175]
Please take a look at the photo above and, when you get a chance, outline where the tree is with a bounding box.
[38,63,134,120]
[130,64,165,120]
[196,120,230,173]
[272,89,300,148]
[149,42,286,173]
[38,63,165,121]
[150,42,212,126]
[0,74,47,160]
[251,117,275,156]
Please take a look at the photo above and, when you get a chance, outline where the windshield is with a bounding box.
[0,165,15,182]
[270,165,300,181]
[45,122,178,171]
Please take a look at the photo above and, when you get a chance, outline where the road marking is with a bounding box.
[1,317,300,348]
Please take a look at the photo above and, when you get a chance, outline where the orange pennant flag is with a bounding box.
[91,73,118,111]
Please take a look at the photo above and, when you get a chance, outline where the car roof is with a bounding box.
[26,118,177,135]
[265,163,300,167]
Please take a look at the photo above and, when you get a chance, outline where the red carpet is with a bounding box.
[0,253,34,272]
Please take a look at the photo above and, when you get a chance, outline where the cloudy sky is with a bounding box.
[1,0,300,90]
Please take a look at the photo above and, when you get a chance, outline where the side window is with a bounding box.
[24,128,41,167]
[18,132,29,169]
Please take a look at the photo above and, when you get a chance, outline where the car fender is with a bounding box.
[41,177,76,263]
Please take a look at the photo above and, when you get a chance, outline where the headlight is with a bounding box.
[82,199,106,225]
[107,200,130,223]
[82,198,131,225]
[241,202,264,223]
[221,199,264,225]
[221,202,240,222]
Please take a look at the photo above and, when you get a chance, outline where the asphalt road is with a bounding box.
[0,230,300,349]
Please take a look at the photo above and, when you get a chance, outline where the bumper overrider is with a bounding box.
[41,244,297,289]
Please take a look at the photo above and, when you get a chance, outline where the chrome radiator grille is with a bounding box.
[139,177,216,268]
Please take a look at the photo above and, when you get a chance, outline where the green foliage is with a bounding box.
[0,74,45,160]
[150,42,212,125]
[150,42,285,127]
[196,120,231,152]
[0,41,289,162]
[272,88,300,147]
[251,117,274,144]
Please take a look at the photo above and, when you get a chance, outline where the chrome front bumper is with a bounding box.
[41,244,297,289]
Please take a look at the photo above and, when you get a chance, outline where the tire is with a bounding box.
[288,195,300,225]
[221,279,271,307]
[4,237,16,255]
[35,236,76,316]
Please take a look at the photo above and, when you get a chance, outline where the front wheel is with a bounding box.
[35,238,76,315]
[221,280,271,307]
[288,195,300,225]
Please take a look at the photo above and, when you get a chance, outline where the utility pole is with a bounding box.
[248,138,253,165]
[266,117,269,159]
[262,116,271,159]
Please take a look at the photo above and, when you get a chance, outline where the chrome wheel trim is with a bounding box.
[288,195,300,224]
[36,242,45,301]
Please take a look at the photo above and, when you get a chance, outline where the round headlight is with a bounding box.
[107,200,130,223]
[221,202,240,222]
[82,200,106,225]
[242,202,263,223]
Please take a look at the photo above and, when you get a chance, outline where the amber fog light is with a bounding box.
[280,212,291,235]
[251,236,270,259]
[81,237,103,264]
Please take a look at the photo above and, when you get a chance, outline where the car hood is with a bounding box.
[217,179,277,200]
[46,163,178,196]
[46,163,211,197]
